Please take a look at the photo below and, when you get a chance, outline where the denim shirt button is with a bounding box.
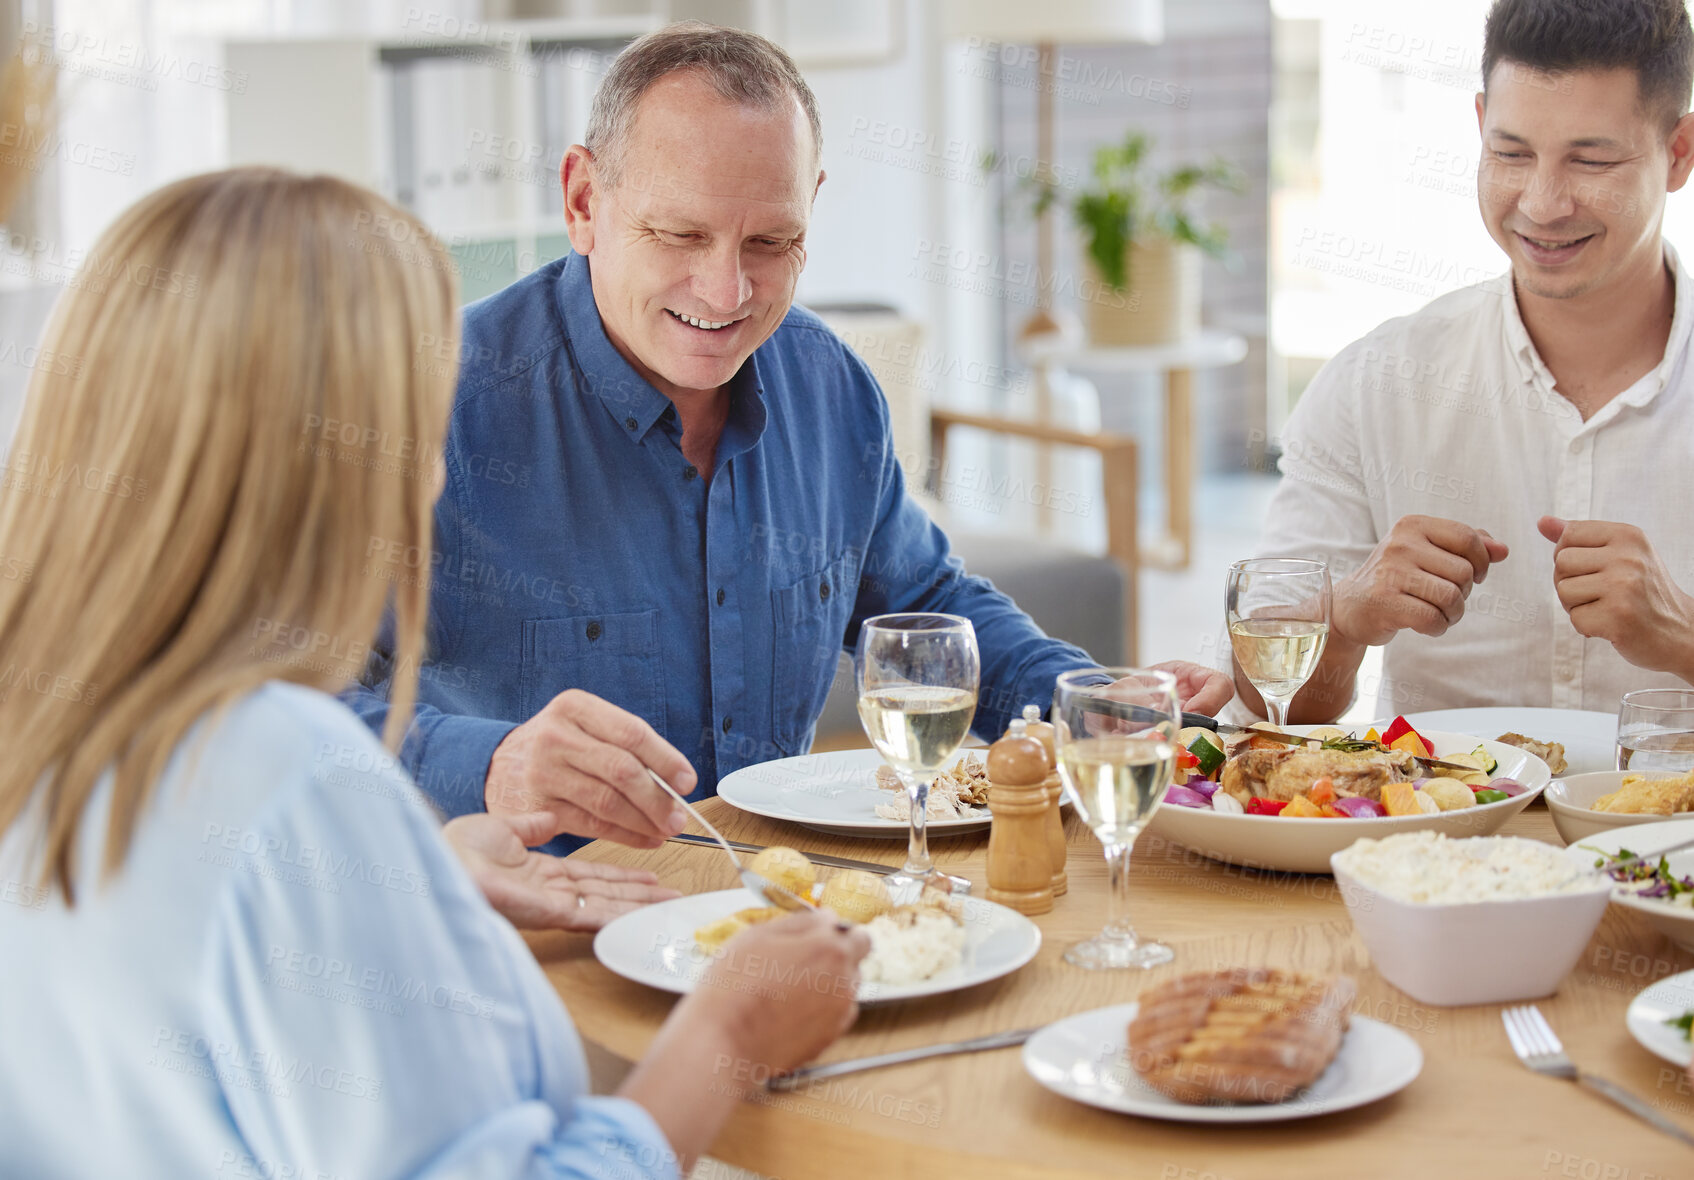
[585,621,602,641]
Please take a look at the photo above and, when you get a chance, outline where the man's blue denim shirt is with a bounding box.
[351,251,1092,848]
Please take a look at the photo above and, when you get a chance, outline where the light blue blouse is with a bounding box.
[0,681,678,1179]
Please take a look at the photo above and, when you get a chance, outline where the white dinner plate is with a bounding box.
[1563,819,1694,954]
[1626,969,1694,1068]
[1145,729,1551,874]
[1398,708,1616,774]
[1022,1002,1422,1123]
[592,888,1042,1004]
[717,748,997,839]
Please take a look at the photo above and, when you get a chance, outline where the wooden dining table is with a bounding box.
[527,794,1694,1179]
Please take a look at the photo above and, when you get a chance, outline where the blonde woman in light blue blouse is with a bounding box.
[0,168,868,1179]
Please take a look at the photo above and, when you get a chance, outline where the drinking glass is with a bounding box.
[1617,689,1694,772]
[1226,557,1332,729]
[1051,667,1179,970]
[855,613,980,883]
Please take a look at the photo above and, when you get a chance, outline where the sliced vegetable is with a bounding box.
[1247,797,1289,816]
[1422,779,1476,811]
[1364,727,1382,743]
[1164,785,1213,809]
[1187,779,1220,799]
[1332,796,1387,819]
[1472,789,1510,805]
[1470,743,1499,775]
[1587,845,1694,901]
[1187,732,1226,777]
[1381,715,1431,750]
[1489,777,1528,797]
[1211,792,1244,814]
[1282,795,1325,818]
[1382,781,1421,817]
[1415,791,1441,815]
[1388,731,1432,758]
[1308,777,1336,806]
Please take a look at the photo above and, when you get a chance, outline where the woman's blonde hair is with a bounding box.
[0,167,460,901]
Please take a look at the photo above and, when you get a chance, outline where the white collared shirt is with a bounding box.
[1256,243,1694,716]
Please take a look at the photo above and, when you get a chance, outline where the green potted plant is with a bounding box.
[1032,131,1242,347]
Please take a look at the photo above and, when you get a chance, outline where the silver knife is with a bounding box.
[1577,1073,1694,1148]
[766,1026,1037,1092]
[664,833,900,876]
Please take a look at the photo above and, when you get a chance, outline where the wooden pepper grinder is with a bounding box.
[985,718,1055,915]
[1017,705,1069,898]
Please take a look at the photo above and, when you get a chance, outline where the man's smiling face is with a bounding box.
[572,71,819,400]
[1476,64,1685,301]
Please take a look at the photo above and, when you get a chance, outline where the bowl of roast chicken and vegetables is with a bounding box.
[1146,717,1554,874]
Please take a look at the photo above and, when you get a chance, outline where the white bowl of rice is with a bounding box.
[1330,831,1613,1006]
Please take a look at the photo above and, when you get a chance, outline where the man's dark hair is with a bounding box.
[1483,0,1694,130]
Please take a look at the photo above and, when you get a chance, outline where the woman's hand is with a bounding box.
[443,811,679,931]
[618,906,871,1170]
[689,907,872,1076]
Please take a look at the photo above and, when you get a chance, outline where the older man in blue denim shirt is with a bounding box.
[351,24,1229,855]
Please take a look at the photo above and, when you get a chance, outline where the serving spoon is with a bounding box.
[645,769,813,912]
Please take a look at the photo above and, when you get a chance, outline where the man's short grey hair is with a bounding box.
[585,20,823,190]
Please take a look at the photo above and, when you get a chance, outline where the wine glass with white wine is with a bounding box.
[1226,558,1332,730]
[1051,668,1180,970]
[856,613,980,884]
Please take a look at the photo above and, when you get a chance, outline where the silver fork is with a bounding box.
[644,769,812,913]
[1501,1005,1694,1146]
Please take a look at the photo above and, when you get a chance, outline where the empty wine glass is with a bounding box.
[855,613,980,884]
[1226,558,1331,729]
[1051,668,1179,970]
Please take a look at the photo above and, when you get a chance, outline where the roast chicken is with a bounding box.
[1218,745,1414,806]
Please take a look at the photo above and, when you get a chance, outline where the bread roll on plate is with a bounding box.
[1129,968,1356,1104]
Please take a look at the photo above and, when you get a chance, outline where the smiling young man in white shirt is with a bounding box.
[1241,0,1694,722]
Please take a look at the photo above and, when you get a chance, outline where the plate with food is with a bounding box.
[1565,818,1694,954]
[1625,969,1694,1068]
[717,748,1003,838]
[1399,707,1617,775]
[592,848,1041,1003]
[1022,969,1422,1123]
[1545,769,1694,844]
[1144,717,1552,873]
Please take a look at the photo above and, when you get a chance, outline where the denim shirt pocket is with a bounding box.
[770,555,855,754]
[520,608,666,734]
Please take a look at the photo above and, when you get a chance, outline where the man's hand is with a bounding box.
[1333,515,1509,646]
[1150,660,1234,716]
[487,689,696,848]
[1540,516,1694,678]
[443,810,680,931]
